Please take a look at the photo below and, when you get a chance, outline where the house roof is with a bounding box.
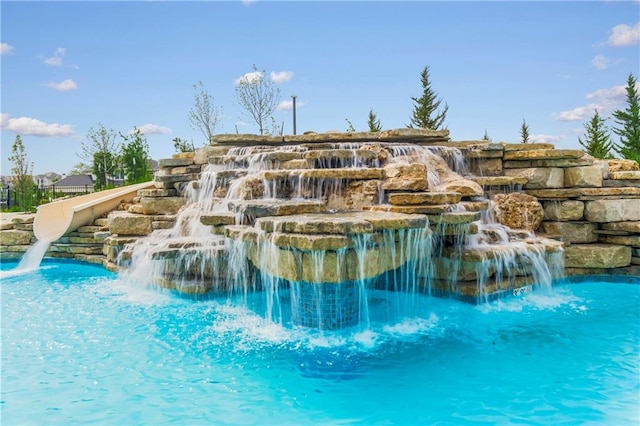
[54,174,94,187]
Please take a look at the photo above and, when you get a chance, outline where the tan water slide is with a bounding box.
[33,182,156,242]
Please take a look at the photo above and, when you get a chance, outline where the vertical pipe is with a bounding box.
[292,95,297,135]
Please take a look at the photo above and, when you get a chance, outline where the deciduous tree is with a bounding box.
[8,134,34,211]
[235,65,280,135]
[172,137,194,153]
[79,124,118,189]
[578,110,613,159]
[407,65,448,130]
[612,73,640,164]
[189,81,222,144]
[120,127,153,184]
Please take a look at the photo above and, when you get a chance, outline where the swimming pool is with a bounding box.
[1,260,638,424]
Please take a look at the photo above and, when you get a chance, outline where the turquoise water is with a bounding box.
[1,260,639,425]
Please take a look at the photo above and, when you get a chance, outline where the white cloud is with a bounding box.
[234,71,263,85]
[556,82,640,121]
[134,123,172,135]
[591,54,610,70]
[276,99,305,111]
[270,71,294,84]
[44,79,77,92]
[0,43,14,55]
[530,134,563,144]
[605,22,640,46]
[43,47,65,66]
[242,0,257,5]
[0,113,74,136]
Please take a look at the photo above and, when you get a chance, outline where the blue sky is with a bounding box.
[1,1,639,175]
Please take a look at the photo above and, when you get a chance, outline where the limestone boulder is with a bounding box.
[492,193,544,231]
[584,199,640,222]
[564,165,603,188]
[193,145,233,165]
[470,158,503,177]
[504,168,564,189]
[388,192,461,206]
[0,230,33,246]
[327,180,380,211]
[601,221,640,233]
[382,163,429,191]
[437,179,484,198]
[542,222,597,243]
[543,200,584,221]
[593,159,609,180]
[140,197,186,215]
[232,175,265,200]
[158,158,193,168]
[108,213,154,236]
[608,159,639,172]
[564,244,631,268]
[11,214,35,224]
[503,149,583,160]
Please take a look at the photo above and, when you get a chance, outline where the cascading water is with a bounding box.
[0,239,51,279]
[118,140,562,329]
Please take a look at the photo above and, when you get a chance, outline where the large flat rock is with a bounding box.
[227,199,326,218]
[503,149,583,160]
[388,192,461,206]
[262,168,385,181]
[564,244,631,268]
[256,211,427,235]
[584,199,640,222]
[602,221,640,233]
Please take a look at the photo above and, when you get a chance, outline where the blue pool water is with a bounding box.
[1,260,639,425]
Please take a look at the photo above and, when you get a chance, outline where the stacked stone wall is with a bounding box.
[464,141,640,276]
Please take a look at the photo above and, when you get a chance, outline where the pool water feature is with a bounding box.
[118,142,563,329]
[2,260,638,424]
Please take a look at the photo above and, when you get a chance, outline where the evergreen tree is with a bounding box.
[612,73,640,164]
[520,119,530,143]
[407,66,448,130]
[368,109,382,132]
[482,130,491,141]
[578,110,613,159]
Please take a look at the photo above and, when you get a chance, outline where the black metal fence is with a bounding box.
[0,185,94,211]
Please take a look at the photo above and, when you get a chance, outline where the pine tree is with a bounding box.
[520,119,530,144]
[578,110,613,159]
[407,66,448,130]
[612,73,640,164]
[482,130,491,141]
[368,109,382,132]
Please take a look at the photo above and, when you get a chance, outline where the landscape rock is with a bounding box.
[564,165,603,188]
[504,167,564,189]
[492,193,544,231]
[584,199,640,222]
[543,200,584,221]
[564,244,631,268]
